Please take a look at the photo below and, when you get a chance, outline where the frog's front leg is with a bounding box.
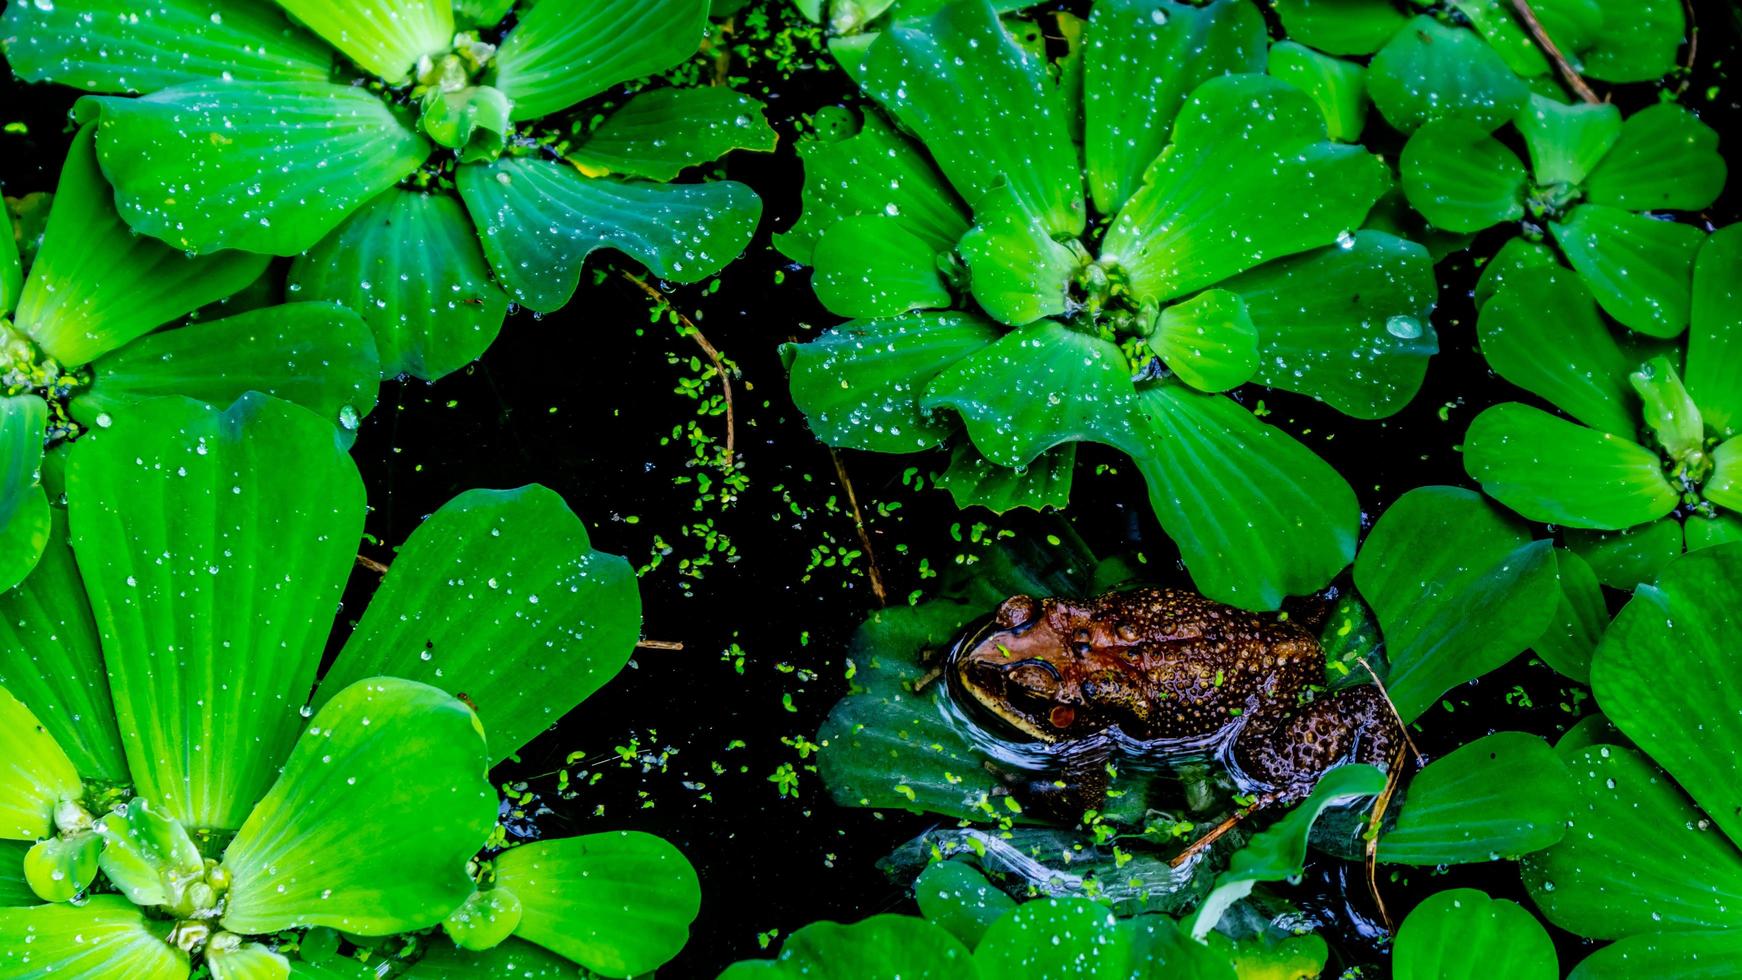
[982,735,1113,825]
[1230,685,1402,802]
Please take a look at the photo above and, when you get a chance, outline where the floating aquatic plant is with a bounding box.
[2,0,773,379]
[0,125,380,595]
[1391,888,1558,979]
[780,0,1439,610]
[0,393,696,977]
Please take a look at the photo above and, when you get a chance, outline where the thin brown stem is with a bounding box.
[355,554,391,575]
[636,639,685,651]
[827,447,889,607]
[1363,742,1411,934]
[1510,0,1601,103]
[1356,656,1423,763]
[621,271,737,469]
[1168,791,1281,868]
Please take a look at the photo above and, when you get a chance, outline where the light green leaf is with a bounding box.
[914,860,1015,949]
[208,938,291,980]
[0,840,33,906]
[0,395,48,594]
[717,914,973,979]
[923,320,1134,469]
[66,394,364,830]
[1379,732,1571,864]
[1582,104,1724,212]
[443,885,523,952]
[1271,0,1406,55]
[420,85,512,163]
[934,441,1074,514]
[1104,74,1386,305]
[15,125,269,366]
[1399,120,1526,232]
[1576,0,1686,83]
[1153,288,1257,393]
[0,685,81,841]
[1552,204,1704,338]
[0,509,126,783]
[1709,438,1742,512]
[1522,744,1742,938]
[1227,230,1437,420]
[1568,930,1742,979]
[271,0,450,83]
[0,192,18,313]
[1631,355,1704,462]
[1531,548,1607,684]
[0,896,189,978]
[1393,889,1557,980]
[812,215,954,318]
[492,0,710,121]
[1688,224,1742,438]
[495,831,700,977]
[289,188,509,382]
[23,831,100,902]
[1121,383,1358,610]
[319,486,640,765]
[1477,267,1636,435]
[776,108,970,265]
[75,81,429,256]
[957,191,1079,327]
[221,678,495,935]
[974,898,1126,975]
[95,797,205,909]
[1564,518,1685,590]
[456,0,517,28]
[1353,486,1560,723]
[0,0,331,93]
[1687,511,1742,551]
[569,88,776,181]
[456,158,760,310]
[1268,41,1369,143]
[77,303,381,434]
[1473,236,1558,311]
[1464,402,1677,530]
[1367,17,1528,133]
[860,0,1083,235]
[405,937,579,978]
[1516,94,1620,189]
[1083,0,1267,214]
[784,312,996,454]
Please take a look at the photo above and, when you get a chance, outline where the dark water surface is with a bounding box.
[4,2,1739,974]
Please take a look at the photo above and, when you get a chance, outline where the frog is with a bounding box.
[946,587,1404,818]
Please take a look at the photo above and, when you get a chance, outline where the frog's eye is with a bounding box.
[1005,660,1061,697]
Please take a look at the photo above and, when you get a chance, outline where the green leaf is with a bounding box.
[495,831,700,977]
[221,678,495,935]
[717,914,973,979]
[420,85,512,164]
[0,0,331,93]
[1202,932,1318,980]
[1473,236,1559,311]
[0,896,188,978]
[207,938,291,980]
[1120,383,1358,610]
[1083,0,1267,214]
[1187,764,1387,938]
[860,0,1083,235]
[288,188,508,382]
[456,158,759,311]
[923,320,1135,469]
[1392,889,1557,980]
[14,125,269,366]
[77,303,381,434]
[1531,548,1607,684]
[406,937,579,978]
[1367,17,1528,134]
[0,395,48,594]
[271,0,450,83]
[973,898,1126,975]
[1477,267,1636,435]
[1226,230,1437,420]
[1464,402,1677,530]
[0,192,19,314]
[0,510,127,783]
[1687,511,1742,551]
[1104,74,1386,305]
[1688,224,1742,438]
[569,88,776,181]
[1551,204,1704,338]
[1576,0,1686,83]
[456,0,518,28]
[1582,104,1724,212]
[957,192,1080,327]
[1568,930,1742,979]
[914,860,1015,949]
[443,885,523,952]
[812,215,954,318]
[1516,94,1620,189]
[492,0,709,121]
[1378,732,1571,864]
[66,394,365,830]
[1630,355,1704,461]
[776,108,970,266]
[1153,288,1257,393]
[1449,0,1601,78]
[1271,0,1406,55]
[76,82,429,256]
[1353,486,1561,723]
[935,440,1074,514]
[24,832,101,902]
[95,797,205,909]
[0,684,81,840]
[319,486,640,765]
[1267,41,1369,143]
[1522,744,1742,938]
[1709,438,1742,512]
[1564,518,1685,590]
[1399,120,1527,232]
[0,840,34,906]
[784,312,996,454]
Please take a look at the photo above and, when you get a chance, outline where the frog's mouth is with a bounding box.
[945,621,1064,743]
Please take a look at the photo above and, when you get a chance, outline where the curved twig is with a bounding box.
[621,270,737,469]
[1510,0,1601,103]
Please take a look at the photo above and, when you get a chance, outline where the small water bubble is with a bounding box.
[94,413,113,429]
[1385,315,1422,339]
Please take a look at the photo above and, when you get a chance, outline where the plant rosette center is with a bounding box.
[1,316,85,439]
[1631,355,1721,498]
[410,32,513,162]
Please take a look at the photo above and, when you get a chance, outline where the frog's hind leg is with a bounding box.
[1230,685,1405,802]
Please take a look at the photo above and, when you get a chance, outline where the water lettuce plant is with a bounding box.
[781,0,1438,610]
[1463,226,1741,588]
[2,0,772,379]
[0,125,380,595]
[0,393,696,977]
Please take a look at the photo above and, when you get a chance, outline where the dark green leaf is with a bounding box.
[1564,518,1684,590]
[1516,94,1620,189]
[1153,288,1257,393]
[1576,0,1686,83]
[1531,548,1606,684]
[1583,104,1724,212]
[957,191,1079,327]
[1473,237,1558,311]
[0,395,48,594]
[973,898,1127,975]
[1267,41,1369,143]
[934,441,1074,514]
[1688,224,1742,438]
[1379,732,1571,864]
[1399,120,1526,232]
[914,860,1015,949]
[1568,930,1742,979]
[1367,17,1528,133]
[405,937,577,978]
[813,215,954,318]
[1271,0,1407,55]
[1464,402,1677,530]
[492,0,710,121]
[717,914,973,979]
[1477,267,1636,435]
[569,88,776,181]
[1393,889,1557,980]
[1551,204,1704,338]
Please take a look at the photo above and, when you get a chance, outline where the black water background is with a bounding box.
[2,2,1738,974]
